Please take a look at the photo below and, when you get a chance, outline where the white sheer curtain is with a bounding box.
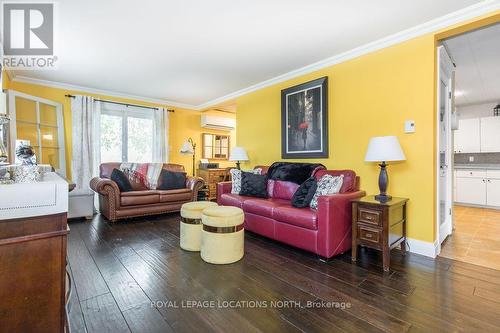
[71,95,101,195]
[153,107,169,162]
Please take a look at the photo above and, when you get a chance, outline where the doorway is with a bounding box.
[437,23,500,270]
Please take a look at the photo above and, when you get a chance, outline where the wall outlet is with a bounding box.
[405,120,415,133]
[469,156,474,162]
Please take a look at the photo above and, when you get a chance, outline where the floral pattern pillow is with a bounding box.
[309,174,344,209]
[230,168,262,194]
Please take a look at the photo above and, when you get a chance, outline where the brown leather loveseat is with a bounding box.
[90,162,204,221]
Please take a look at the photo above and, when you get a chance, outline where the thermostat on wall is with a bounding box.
[405,120,415,133]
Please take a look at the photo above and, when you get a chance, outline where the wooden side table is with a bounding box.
[197,168,231,201]
[351,196,408,271]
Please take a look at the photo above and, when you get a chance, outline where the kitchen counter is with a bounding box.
[454,164,500,170]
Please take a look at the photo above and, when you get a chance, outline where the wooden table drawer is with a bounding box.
[358,226,381,244]
[358,208,381,226]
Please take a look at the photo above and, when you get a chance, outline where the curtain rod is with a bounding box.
[64,94,175,112]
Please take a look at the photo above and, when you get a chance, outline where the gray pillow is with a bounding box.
[310,174,344,209]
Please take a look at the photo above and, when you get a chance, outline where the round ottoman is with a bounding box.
[200,206,245,264]
[180,201,218,251]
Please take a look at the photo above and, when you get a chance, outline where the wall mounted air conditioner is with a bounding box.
[201,114,236,131]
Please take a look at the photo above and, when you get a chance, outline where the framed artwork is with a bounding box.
[281,76,328,159]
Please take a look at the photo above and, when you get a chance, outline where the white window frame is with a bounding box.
[8,90,66,176]
[100,103,155,163]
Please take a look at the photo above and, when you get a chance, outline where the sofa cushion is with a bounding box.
[220,193,251,208]
[273,206,318,230]
[157,170,187,190]
[240,172,268,198]
[158,188,192,203]
[291,177,317,208]
[231,168,263,194]
[272,180,299,200]
[120,191,160,206]
[111,169,133,192]
[314,170,357,193]
[243,198,288,219]
[310,174,344,209]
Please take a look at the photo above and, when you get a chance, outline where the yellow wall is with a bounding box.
[236,11,500,244]
[6,80,236,178]
[169,109,236,175]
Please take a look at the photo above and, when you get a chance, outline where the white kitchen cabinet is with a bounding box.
[455,177,486,205]
[487,179,500,207]
[480,117,500,152]
[454,118,481,153]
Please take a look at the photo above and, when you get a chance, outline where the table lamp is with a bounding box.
[364,136,406,202]
[180,138,196,176]
[229,147,249,170]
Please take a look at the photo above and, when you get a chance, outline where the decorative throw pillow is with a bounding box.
[309,174,344,209]
[111,168,133,192]
[157,170,187,190]
[239,172,268,198]
[291,177,318,208]
[230,168,262,194]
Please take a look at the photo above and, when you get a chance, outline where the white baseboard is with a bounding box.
[406,238,439,258]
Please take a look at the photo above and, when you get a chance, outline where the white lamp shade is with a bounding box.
[365,136,406,162]
[229,147,249,161]
[180,140,194,154]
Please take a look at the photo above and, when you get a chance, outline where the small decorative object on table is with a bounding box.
[351,196,408,272]
[13,144,42,183]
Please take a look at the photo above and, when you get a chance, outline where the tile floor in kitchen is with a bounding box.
[440,205,500,270]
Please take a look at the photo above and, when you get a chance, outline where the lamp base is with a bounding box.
[375,194,392,203]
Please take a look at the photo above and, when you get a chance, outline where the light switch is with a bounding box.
[469,156,474,162]
[405,120,415,133]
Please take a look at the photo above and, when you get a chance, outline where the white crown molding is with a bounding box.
[10,75,198,110]
[197,0,500,109]
[6,1,500,110]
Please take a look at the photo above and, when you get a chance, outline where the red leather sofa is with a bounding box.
[217,166,365,259]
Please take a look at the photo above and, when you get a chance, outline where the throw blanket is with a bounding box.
[267,162,326,184]
[119,163,164,190]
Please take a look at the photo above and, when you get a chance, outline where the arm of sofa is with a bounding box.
[89,177,121,210]
[216,181,232,204]
[316,190,366,259]
[186,176,204,201]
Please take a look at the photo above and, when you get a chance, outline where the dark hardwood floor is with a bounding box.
[67,214,500,333]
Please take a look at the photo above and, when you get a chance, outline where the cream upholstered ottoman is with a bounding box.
[180,201,218,251]
[200,206,245,264]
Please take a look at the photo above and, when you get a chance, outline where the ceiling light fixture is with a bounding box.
[494,104,500,117]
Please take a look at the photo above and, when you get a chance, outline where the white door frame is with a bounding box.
[436,45,454,253]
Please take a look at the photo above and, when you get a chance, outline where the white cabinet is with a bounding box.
[454,118,480,153]
[455,168,500,207]
[455,177,486,205]
[486,179,500,207]
[480,117,500,152]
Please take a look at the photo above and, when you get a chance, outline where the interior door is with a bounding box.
[437,46,454,246]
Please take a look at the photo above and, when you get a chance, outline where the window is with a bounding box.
[202,133,230,160]
[100,104,154,163]
[8,91,66,176]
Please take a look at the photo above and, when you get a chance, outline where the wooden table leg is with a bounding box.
[383,246,390,272]
[351,203,358,263]
[401,202,407,256]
